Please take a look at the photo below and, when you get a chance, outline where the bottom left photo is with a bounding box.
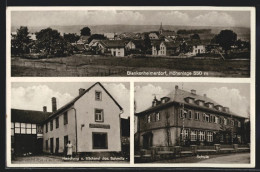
[9,82,130,165]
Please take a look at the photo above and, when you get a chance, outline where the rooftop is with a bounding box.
[11,109,51,124]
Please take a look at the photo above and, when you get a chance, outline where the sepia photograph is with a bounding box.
[8,7,254,77]
[9,82,130,165]
[134,82,252,164]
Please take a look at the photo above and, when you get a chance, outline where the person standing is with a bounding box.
[66,141,73,158]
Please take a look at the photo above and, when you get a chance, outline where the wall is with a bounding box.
[43,108,76,154]
[111,48,125,57]
[75,84,122,152]
[126,42,136,50]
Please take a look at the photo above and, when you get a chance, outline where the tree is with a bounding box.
[190,33,200,40]
[80,27,91,36]
[11,26,31,55]
[88,34,107,43]
[143,33,151,54]
[214,30,237,55]
[35,28,72,57]
[64,33,80,43]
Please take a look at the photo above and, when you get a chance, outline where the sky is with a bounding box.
[11,82,130,119]
[11,10,250,28]
[135,82,250,118]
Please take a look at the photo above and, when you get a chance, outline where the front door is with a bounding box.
[50,138,54,154]
[143,133,153,149]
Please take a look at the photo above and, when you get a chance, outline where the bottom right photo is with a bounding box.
[134,82,251,164]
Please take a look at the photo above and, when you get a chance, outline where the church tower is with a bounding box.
[159,22,163,35]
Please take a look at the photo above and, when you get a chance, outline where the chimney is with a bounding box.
[52,97,57,112]
[79,88,85,95]
[191,89,196,95]
[175,85,178,90]
[204,94,207,97]
[43,106,47,112]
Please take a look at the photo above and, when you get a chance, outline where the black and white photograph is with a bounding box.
[9,82,130,165]
[8,7,254,77]
[134,82,252,165]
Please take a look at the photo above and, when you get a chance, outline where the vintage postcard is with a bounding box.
[6,7,255,77]
[5,6,256,169]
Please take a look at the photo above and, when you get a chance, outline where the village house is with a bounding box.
[148,32,159,40]
[125,40,145,51]
[98,40,126,57]
[42,82,123,155]
[11,109,51,156]
[135,85,247,150]
[152,41,179,56]
[191,45,206,55]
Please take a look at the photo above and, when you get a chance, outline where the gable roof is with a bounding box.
[44,82,123,122]
[129,40,145,49]
[99,40,125,48]
[136,87,245,119]
[162,41,180,49]
[11,109,52,124]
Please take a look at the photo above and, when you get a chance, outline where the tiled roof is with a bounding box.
[44,82,123,122]
[130,40,145,49]
[11,109,52,124]
[100,40,125,48]
[137,87,244,119]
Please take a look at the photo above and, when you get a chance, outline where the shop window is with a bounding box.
[92,133,108,149]
[191,130,197,141]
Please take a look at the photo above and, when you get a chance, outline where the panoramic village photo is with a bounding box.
[134,82,251,164]
[10,8,252,77]
[9,82,130,164]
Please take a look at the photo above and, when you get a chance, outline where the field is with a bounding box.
[11,54,250,77]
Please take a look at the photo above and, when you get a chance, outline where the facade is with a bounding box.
[149,32,159,40]
[192,45,206,55]
[135,85,247,149]
[42,82,123,155]
[125,40,145,51]
[11,109,51,155]
[99,40,125,57]
[152,41,179,56]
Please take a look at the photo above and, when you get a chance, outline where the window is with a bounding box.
[15,122,21,134]
[46,123,48,133]
[204,113,209,122]
[92,133,108,149]
[56,138,59,153]
[118,52,120,56]
[231,120,234,126]
[50,120,53,131]
[147,115,151,123]
[11,122,14,136]
[95,91,102,101]
[64,112,68,125]
[181,129,189,140]
[195,112,200,120]
[46,140,48,151]
[156,112,160,121]
[199,131,205,141]
[180,109,187,118]
[238,121,241,127]
[56,117,59,128]
[215,116,219,124]
[207,131,213,142]
[21,123,26,134]
[32,124,36,134]
[188,110,192,119]
[26,123,32,134]
[95,109,104,122]
[191,130,197,141]
[224,118,227,125]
